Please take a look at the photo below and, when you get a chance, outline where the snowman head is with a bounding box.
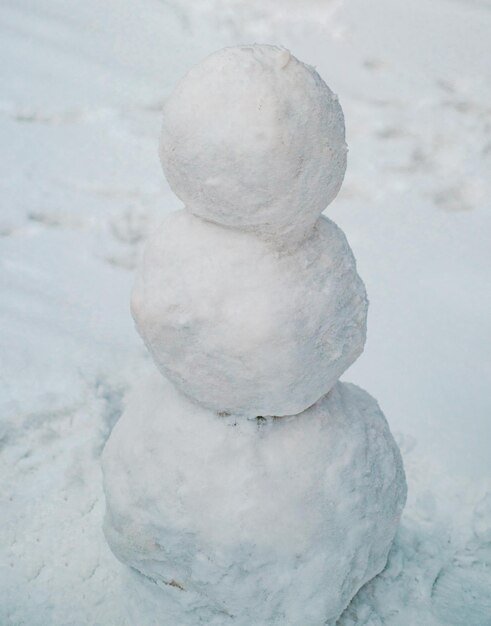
[159,44,347,243]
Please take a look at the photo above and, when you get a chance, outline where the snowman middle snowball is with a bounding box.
[132,45,368,417]
[132,211,367,417]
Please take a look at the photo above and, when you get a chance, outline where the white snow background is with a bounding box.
[1,0,490,624]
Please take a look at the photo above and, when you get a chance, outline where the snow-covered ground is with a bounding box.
[1,0,490,624]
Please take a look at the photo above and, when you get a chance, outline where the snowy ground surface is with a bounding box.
[1,0,490,624]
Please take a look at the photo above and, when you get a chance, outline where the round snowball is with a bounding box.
[131,210,367,417]
[102,372,407,626]
[159,45,347,243]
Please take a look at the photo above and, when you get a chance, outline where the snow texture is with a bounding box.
[2,0,491,624]
[102,372,406,626]
[112,42,392,624]
[159,45,347,245]
[131,210,367,417]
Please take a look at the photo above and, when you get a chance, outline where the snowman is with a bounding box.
[102,45,406,626]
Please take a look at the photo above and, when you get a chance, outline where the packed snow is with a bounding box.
[110,44,393,622]
[131,210,367,417]
[103,372,405,626]
[1,0,491,624]
[159,45,347,244]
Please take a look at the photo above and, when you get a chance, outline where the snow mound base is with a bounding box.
[102,372,406,626]
[159,44,347,244]
[131,210,367,417]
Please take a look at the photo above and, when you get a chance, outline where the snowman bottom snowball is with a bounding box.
[102,372,407,626]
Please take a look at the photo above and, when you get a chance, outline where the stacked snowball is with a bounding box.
[103,45,406,626]
[132,44,365,417]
